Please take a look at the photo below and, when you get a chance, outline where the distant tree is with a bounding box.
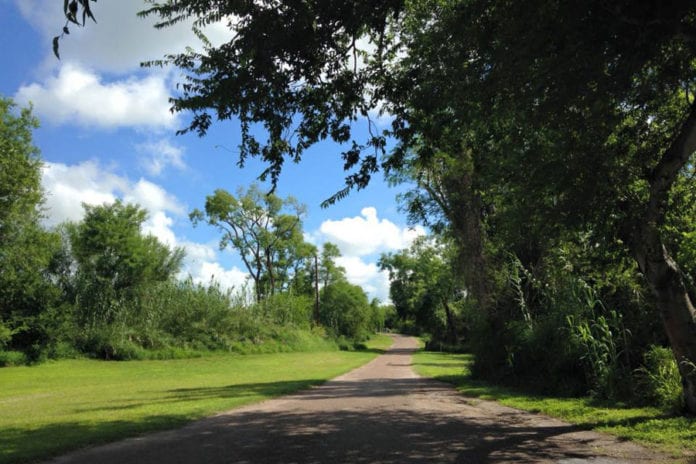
[69,201,184,327]
[379,236,462,343]
[319,280,371,340]
[319,242,346,289]
[191,184,306,302]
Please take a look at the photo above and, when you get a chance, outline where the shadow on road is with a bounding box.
[40,374,644,464]
[58,402,600,464]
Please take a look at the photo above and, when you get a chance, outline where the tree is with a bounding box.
[319,280,371,340]
[0,97,42,242]
[379,236,462,343]
[191,184,306,302]
[139,0,402,198]
[0,97,62,357]
[140,0,696,411]
[69,201,184,327]
[319,242,346,289]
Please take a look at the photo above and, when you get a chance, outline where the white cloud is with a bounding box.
[15,63,176,129]
[143,211,177,247]
[124,178,184,217]
[15,0,222,73]
[40,161,183,246]
[41,159,249,293]
[181,241,217,263]
[312,207,424,303]
[319,207,425,256]
[136,138,186,176]
[179,241,250,294]
[336,256,391,303]
[187,261,249,291]
[41,160,125,225]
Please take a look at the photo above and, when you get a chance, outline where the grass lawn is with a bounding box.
[0,334,393,464]
[413,350,696,461]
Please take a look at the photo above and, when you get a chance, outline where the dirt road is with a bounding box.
[47,335,665,463]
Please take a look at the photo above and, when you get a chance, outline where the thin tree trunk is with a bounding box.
[633,225,696,413]
[314,254,320,322]
[442,298,458,344]
[632,102,696,413]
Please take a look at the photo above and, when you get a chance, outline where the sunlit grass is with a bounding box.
[413,350,696,460]
[0,335,391,464]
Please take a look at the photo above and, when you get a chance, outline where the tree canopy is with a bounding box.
[135,0,696,412]
[191,184,307,302]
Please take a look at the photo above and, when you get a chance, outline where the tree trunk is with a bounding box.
[633,225,696,413]
[632,102,696,413]
[448,185,491,312]
[314,254,320,323]
[442,298,458,344]
[422,150,493,313]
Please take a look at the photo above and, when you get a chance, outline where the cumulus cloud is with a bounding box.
[41,160,183,244]
[41,160,126,225]
[336,256,391,303]
[136,138,186,176]
[15,0,226,73]
[123,178,184,217]
[15,63,176,129]
[319,207,425,256]
[178,241,250,295]
[40,160,249,293]
[312,207,425,302]
[187,261,249,292]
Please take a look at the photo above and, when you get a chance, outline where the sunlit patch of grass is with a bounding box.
[0,336,388,464]
[413,350,696,460]
[363,333,394,351]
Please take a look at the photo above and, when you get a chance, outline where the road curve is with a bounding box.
[46,334,664,464]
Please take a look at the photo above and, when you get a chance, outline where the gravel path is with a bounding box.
[47,334,666,463]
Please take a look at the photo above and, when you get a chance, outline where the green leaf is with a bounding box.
[52,36,60,60]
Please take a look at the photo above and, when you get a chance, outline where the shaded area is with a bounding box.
[43,335,660,464]
[43,387,638,464]
[69,378,329,414]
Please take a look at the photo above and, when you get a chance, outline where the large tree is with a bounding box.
[138,0,696,411]
[69,201,184,327]
[0,97,62,356]
[191,184,306,302]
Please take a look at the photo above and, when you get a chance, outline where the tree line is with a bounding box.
[0,96,389,364]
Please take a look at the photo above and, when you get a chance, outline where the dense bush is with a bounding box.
[319,281,374,341]
[634,345,684,413]
[466,246,668,404]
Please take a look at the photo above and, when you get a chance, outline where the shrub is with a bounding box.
[319,281,372,341]
[251,293,313,328]
[0,350,28,366]
[634,345,683,413]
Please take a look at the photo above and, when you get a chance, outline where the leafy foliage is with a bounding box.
[0,98,63,359]
[191,184,307,302]
[379,236,463,343]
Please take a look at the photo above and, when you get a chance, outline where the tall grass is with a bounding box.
[66,279,331,360]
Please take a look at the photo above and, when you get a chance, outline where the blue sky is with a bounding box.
[1,0,425,302]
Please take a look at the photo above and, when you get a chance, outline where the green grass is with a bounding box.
[0,335,393,464]
[412,350,696,461]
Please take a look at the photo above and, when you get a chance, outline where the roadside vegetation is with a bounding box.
[0,334,392,464]
[413,351,696,460]
[0,96,392,366]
